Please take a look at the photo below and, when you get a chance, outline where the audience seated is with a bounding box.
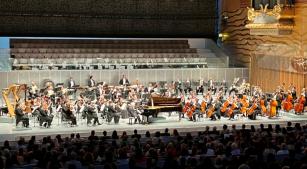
[0,123,307,169]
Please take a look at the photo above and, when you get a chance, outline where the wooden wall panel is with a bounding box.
[221,0,307,92]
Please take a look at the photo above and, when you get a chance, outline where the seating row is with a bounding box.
[11,48,197,54]
[12,53,202,59]
[12,43,190,49]
[11,39,188,44]
[13,57,207,65]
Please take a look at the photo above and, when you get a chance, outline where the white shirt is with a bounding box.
[70,80,74,87]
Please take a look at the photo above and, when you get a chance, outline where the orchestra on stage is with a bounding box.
[2,75,307,129]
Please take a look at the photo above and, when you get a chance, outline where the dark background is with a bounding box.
[0,0,218,38]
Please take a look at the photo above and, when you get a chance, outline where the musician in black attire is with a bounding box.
[275,92,283,116]
[192,99,201,122]
[15,104,29,127]
[84,102,101,125]
[214,98,222,120]
[119,75,130,86]
[88,75,96,87]
[184,79,192,94]
[106,101,120,124]
[38,107,54,128]
[127,102,141,124]
[67,77,76,88]
[61,102,77,125]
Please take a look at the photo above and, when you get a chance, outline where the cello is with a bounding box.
[227,101,237,118]
[220,98,230,115]
[206,104,215,119]
[200,99,207,114]
[247,99,258,116]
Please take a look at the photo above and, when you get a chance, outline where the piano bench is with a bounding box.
[128,117,134,125]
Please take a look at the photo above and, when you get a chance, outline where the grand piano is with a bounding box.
[142,96,183,123]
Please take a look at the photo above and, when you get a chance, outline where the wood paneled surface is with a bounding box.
[221,0,307,92]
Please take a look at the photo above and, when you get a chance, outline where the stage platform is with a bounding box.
[1,111,307,142]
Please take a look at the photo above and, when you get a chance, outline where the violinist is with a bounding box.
[127,102,142,124]
[85,101,101,126]
[38,99,54,128]
[15,103,29,128]
[106,100,120,124]
[61,100,77,126]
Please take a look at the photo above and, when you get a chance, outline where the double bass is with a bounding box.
[294,94,306,114]
[260,97,267,116]
[240,95,249,116]
[282,92,293,112]
[269,98,278,118]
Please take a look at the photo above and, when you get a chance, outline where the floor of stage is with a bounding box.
[1,111,307,142]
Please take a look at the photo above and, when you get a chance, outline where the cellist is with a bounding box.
[294,93,306,115]
[228,97,239,120]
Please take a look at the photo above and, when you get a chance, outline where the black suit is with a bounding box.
[85,105,100,125]
[61,104,77,125]
[38,108,54,127]
[119,78,129,85]
[68,80,76,88]
[15,108,29,127]
[106,105,120,124]
[88,79,96,87]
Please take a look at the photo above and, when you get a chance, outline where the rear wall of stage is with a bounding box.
[0,68,248,89]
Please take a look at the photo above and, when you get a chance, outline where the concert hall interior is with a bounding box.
[0,0,307,169]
